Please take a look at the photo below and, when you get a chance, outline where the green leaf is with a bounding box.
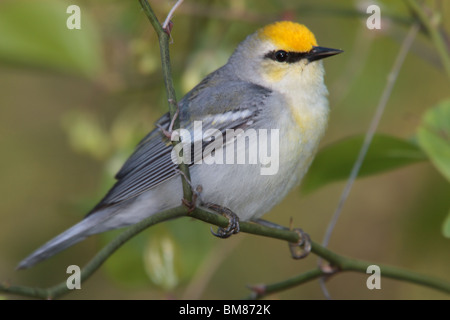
[0,0,102,78]
[443,210,450,238]
[302,134,427,194]
[417,99,450,182]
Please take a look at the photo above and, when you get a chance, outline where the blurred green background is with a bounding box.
[0,0,449,299]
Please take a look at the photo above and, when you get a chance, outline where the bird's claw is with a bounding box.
[205,203,240,239]
[289,228,311,259]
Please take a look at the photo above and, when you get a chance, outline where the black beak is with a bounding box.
[306,46,343,62]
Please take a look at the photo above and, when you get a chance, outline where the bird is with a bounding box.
[18,21,342,269]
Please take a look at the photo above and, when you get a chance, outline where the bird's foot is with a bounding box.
[253,219,311,259]
[204,203,240,239]
[289,228,311,259]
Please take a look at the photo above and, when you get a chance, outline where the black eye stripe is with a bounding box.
[275,50,288,62]
[264,50,308,63]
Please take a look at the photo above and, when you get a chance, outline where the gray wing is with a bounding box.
[89,72,272,214]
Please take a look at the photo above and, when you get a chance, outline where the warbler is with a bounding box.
[18,21,342,269]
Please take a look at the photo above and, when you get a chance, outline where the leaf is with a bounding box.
[443,210,450,238]
[417,99,450,183]
[302,134,427,194]
[0,0,102,78]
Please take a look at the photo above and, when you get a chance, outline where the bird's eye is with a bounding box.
[275,50,288,62]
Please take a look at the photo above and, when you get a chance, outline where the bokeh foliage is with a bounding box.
[0,0,449,299]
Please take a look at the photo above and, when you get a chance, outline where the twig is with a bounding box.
[2,1,449,300]
[319,23,420,298]
[0,207,187,299]
[189,208,450,298]
[163,0,184,30]
[151,0,414,26]
[246,269,324,300]
[247,248,450,299]
[405,0,450,79]
[3,205,449,299]
[139,0,193,203]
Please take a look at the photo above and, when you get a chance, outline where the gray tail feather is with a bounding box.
[17,218,95,270]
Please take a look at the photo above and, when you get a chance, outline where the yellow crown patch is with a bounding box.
[259,21,317,53]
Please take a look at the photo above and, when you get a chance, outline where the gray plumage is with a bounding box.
[17,67,275,269]
[17,26,332,269]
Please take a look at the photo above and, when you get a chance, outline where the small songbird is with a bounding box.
[18,21,342,269]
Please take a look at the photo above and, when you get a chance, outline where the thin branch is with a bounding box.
[405,0,450,78]
[163,0,184,30]
[247,247,450,299]
[0,206,187,299]
[246,268,324,300]
[321,23,420,249]
[151,0,414,26]
[319,23,420,298]
[2,1,449,300]
[3,205,449,299]
[139,0,193,202]
[0,205,300,299]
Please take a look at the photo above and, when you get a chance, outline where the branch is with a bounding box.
[163,0,184,30]
[4,205,449,299]
[248,244,450,299]
[405,0,450,78]
[0,206,187,299]
[319,22,420,298]
[321,23,420,248]
[246,269,323,299]
[139,0,192,202]
[0,205,303,299]
[151,0,415,26]
[2,0,449,300]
